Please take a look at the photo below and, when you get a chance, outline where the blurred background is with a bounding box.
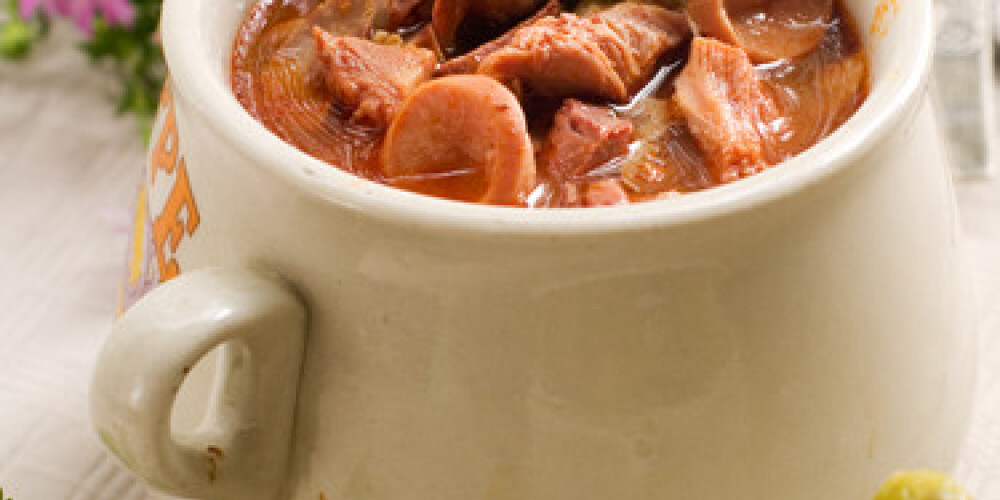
[2,0,1000,499]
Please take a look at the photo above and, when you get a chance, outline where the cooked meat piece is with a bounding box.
[433,0,548,53]
[479,14,628,101]
[478,5,691,102]
[431,0,466,52]
[383,75,537,205]
[592,3,692,87]
[630,190,683,203]
[619,98,714,194]
[539,99,634,181]
[313,29,436,128]
[582,180,630,207]
[407,23,444,59]
[386,0,430,28]
[686,0,831,62]
[761,49,867,157]
[236,0,384,82]
[472,0,548,21]
[437,0,561,76]
[816,52,868,126]
[539,179,629,207]
[674,37,784,183]
[309,0,385,37]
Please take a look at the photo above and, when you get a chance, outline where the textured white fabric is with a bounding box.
[0,26,149,500]
[0,23,999,500]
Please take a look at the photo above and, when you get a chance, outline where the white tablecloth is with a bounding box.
[1,26,999,500]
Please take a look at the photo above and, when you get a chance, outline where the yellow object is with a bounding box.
[128,187,149,285]
[874,471,973,500]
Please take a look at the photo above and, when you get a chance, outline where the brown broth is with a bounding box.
[231,0,869,208]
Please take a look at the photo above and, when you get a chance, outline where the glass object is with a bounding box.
[931,0,996,177]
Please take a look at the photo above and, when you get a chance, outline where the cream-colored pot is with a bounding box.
[90,0,975,499]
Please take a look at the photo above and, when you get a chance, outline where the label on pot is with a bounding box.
[117,81,202,316]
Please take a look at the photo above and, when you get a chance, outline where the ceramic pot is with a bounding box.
[91,0,975,499]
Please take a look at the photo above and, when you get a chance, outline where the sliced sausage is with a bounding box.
[673,37,785,183]
[314,29,436,128]
[383,75,537,206]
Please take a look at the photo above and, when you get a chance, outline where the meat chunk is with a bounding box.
[686,0,831,62]
[307,0,384,37]
[592,3,693,88]
[407,23,444,58]
[619,98,714,194]
[433,0,548,53]
[472,0,548,21]
[755,49,867,159]
[539,179,630,207]
[479,14,627,101]
[314,29,436,128]
[477,4,691,103]
[386,0,430,28]
[383,75,537,206]
[437,0,562,76]
[583,180,630,207]
[673,37,784,183]
[539,99,634,181]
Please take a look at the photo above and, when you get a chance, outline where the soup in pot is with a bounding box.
[232,0,869,207]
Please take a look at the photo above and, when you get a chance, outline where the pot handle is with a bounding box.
[90,267,307,500]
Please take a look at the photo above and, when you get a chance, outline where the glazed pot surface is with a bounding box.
[91,0,975,499]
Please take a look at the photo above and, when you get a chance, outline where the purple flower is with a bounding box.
[20,0,136,35]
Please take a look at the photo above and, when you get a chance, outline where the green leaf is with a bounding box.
[79,0,166,140]
[1,0,163,139]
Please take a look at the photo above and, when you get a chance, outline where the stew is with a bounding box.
[232,0,869,207]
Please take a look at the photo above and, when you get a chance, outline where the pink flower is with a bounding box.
[20,0,136,35]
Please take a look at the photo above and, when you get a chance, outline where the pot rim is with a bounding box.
[160,0,933,236]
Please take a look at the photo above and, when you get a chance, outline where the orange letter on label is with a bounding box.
[151,102,179,182]
[159,83,171,109]
[153,159,201,282]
